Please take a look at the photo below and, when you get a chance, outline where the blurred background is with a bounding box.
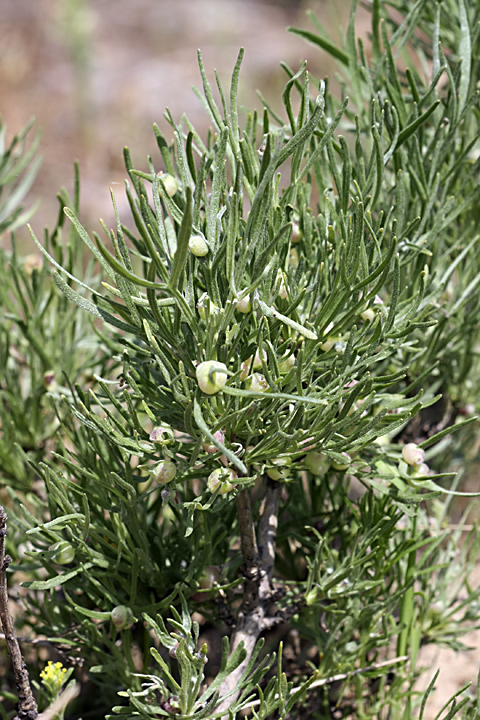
[0,0,349,238]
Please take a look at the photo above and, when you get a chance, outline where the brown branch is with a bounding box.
[0,506,38,720]
[217,478,281,715]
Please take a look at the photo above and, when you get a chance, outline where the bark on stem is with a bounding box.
[217,478,280,714]
[0,506,38,720]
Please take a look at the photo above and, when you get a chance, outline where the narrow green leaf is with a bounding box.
[169,186,193,290]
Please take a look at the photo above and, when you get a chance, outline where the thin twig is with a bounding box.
[0,505,38,720]
[243,655,409,711]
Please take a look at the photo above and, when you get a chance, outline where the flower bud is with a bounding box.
[49,541,75,565]
[320,335,341,352]
[235,296,252,314]
[360,308,375,322]
[401,443,425,467]
[197,293,219,320]
[161,488,176,504]
[169,641,179,658]
[240,350,266,380]
[266,457,292,480]
[188,235,209,257]
[43,370,57,391]
[278,353,295,374]
[149,425,175,445]
[305,452,328,476]
[331,452,351,471]
[162,696,180,714]
[289,248,299,268]
[202,429,225,454]
[291,216,303,244]
[111,605,135,630]
[24,253,43,276]
[158,173,179,197]
[207,468,237,494]
[153,459,177,484]
[245,373,269,393]
[196,361,228,395]
[412,462,430,477]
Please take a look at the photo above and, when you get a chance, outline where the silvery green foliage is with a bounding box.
[2,0,480,718]
[0,117,41,235]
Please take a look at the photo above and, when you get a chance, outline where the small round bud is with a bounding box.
[169,641,179,658]
[197,293,219,320]
[202,429,225,454]
[111,605,135,629]
[188,235,209,257]
[235,296,252,314]
[331,452,351,471]
[401,443,425,467]
[289,248,299,268]
[149,425,175,445]
[291,218,303,244]
[24,253,43,276]
[161,488,176,504]
[43,370,57,391]
[158,173,179,197]
[196,361,228,395]
[266,457,292,480]
[278,353,295,374]
[162,696,180,714]
[278,279,288,300]
[320,335,341,352]
[245,373,269,393]
[207,468,237,494]
[153,460,177,484]
[360,308,375,322]
[305,452,328,476]
[240,350,267,380]
[49,541,75,565]
[412,462,430,477]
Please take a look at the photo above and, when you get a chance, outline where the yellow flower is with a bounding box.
[40,660,67,690]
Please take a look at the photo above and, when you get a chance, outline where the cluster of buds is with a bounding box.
[401,442,430,477]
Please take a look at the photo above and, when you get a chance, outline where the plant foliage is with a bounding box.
[1,1,480,718]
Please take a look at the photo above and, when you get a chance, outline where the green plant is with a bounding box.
[1,1,480,718]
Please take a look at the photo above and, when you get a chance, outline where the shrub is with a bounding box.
[1,1,480,718]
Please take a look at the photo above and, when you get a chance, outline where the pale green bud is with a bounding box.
[235,296,252,314]
[49,541,75,565]
[158,173,179,197]
[207,468,237,494]
[402,443,425,466]
[245,373,269,393]
[111,605,135,630]
[188,235,209,257]
[196,361,228,395]
[153,460,177,484]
